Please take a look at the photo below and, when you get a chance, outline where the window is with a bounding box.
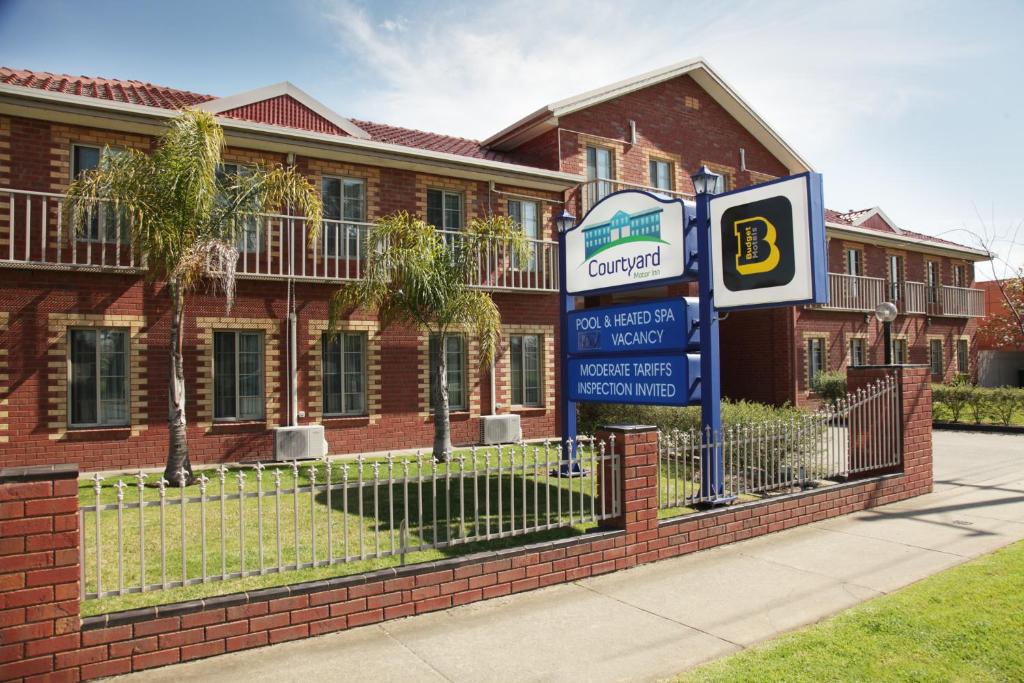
[888,254,904,300]
[953,264,968,288]
[957,338,969,375]
[806,338,825,387]
[929,339,943,376]
[648,159,673,191]
[322,332,366,416]
[849,338,866,367]
[426,189,463,232]
[586,146,613,203]
[69,328,128,427]
[213,331,264,420]
[926,261,940,304]
[893,338,908,364]
[846,248,863,276]
[322,176,366,257]
[507,199,538,270]
[429,335,466,411]
[217,162,260,252]
[510,334,541,407]
[71,144,123,242]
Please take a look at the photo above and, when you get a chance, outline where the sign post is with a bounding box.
[695,185,724,498]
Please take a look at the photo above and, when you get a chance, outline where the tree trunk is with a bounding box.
[164,281,194,485]
[432,333,453,462]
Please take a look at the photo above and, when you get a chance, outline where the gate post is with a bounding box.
[847,365,932,491]
[595,425,660,535]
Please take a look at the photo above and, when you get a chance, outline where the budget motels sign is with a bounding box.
[564,190,696,295]
[709,173,827,310]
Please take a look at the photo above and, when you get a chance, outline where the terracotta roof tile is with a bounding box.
[0,66,214,109]
[350,119,513,162]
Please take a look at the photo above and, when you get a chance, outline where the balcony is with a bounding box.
[815,272,983,317]
[0,188,559,293]
[578,179,694,214]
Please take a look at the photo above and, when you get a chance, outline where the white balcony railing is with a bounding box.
[0,187,559,293]
[816,273,886,312]
[935,285,985,317]
[578,179,694,215]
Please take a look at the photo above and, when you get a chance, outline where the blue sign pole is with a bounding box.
[557,225,581,474]
[695,188,724,499]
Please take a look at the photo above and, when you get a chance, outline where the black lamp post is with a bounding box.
[875,301,898,364]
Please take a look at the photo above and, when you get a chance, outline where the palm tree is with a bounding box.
[63,110,322,484]
[333,212,526,461]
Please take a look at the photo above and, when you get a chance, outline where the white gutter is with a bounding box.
[0,84,584,188]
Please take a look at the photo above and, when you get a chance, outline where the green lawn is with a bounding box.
[678,540,1024,682]
[79,445,612,616]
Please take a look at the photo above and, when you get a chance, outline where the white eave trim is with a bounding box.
[482,58,814,174]
[826,221,989,260]
[0,84,584,186]
[849,206,904,235]
[195,81,371,140]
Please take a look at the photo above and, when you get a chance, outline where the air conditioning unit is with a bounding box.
[274,425,328,462]
[479,414,521,445]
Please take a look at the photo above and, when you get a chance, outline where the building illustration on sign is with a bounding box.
[582,208,665,259]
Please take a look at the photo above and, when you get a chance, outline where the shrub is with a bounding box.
[932,382,974,422]
[576,399,810,437]
[811,371,847,403]
[966,387,991,424]
[989,387,1024,426]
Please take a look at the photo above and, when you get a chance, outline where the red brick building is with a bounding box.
[0,59,987,471]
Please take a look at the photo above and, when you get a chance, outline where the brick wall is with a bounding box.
[0,368,932,681]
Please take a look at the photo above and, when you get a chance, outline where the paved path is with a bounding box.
[116,431,1024,683]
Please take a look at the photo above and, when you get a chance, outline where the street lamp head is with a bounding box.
[874,301,898,323]
[690,165,723,196]
[556,209,576,234]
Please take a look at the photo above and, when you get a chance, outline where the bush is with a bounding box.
[989,387,1024,426]
[576,399,809,437]
[931,382,1024,426]
[811,371,847,403]
[931,382,974,422]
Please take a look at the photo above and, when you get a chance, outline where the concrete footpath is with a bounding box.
[117,431,1024,683]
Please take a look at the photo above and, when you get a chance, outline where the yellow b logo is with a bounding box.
[734,216,781,275]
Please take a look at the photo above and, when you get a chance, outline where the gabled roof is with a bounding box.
[482,58,814,174]
[836,206,903,235]
[350,119,513,162]
[196,81,370,139]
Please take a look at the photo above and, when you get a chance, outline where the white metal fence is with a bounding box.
[659,375,901,510]
[79,439,616,600]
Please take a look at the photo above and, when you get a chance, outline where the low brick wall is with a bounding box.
[0,366,932,682]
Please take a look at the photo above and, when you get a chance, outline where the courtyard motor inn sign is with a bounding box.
[709,172,827,310]
[565,190,697,295]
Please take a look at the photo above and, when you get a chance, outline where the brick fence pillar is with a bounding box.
[0,464,81,683]
[595,425,659,536]
[847,365,933,494]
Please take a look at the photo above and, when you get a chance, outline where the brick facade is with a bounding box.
[0,367,932,681]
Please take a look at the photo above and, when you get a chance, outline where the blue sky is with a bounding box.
[1,0,1021,277]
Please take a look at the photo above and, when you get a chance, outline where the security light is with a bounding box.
[690,165,722,195]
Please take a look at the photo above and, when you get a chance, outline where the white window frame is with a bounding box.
[586,146,614,201]
[429,334,467,412]
[846,248,863,277]
[893,338,909,365]
[926,261,940,304]
[321,331,368,417]
[67,327,130,428]
[213,330,265,421]
[508,199,539,270]
[929,339,944,376]
[806,337,826,387]
[426,189,464,232]
[849,338,866,367]
[956,338,969,375]
[888,254,904,300]
[71,143,125,243]
[510,334,542,408]
[648,159,673,192]
[217,162,261,253]
[321,175,367,258]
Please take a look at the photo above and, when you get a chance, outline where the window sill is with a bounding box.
[65,425,132,437]
[210,420,266,432]
[320,415,370,424]
[510,406,547,415]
